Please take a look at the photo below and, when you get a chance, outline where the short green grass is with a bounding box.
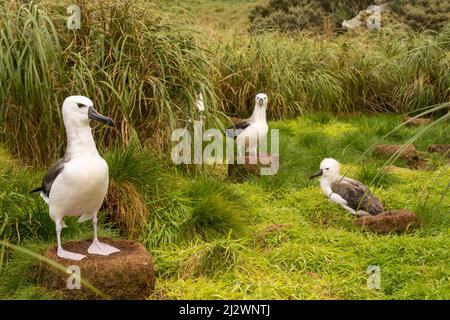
[1,113,449,300]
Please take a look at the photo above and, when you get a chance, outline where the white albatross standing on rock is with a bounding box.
[227,93,269,158]
[31,96,119,261]
[309,158,384,216]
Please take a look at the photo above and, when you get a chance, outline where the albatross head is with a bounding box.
[255,93,268,109]
[62,95,113,128]
[309,158,340,181]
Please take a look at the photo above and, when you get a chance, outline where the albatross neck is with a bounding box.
[251,106,267,122]
[65,124,100,157]
[320,174,343,186]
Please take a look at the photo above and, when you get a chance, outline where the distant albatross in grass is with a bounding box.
[227,93,268,158]
[31,95,118,261]
[309,158,384,216]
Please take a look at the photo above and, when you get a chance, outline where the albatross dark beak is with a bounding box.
[88,106,114,126]
[309,169,323,179]
[258,98,264,107]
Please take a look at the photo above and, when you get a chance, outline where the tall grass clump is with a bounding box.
[0,0,225,165]
[155,237,245,279]
[103,133,174,239]
[1,1,449,167]
[179,178,249,241]
[143,177,250,249]
[209,27,450,120]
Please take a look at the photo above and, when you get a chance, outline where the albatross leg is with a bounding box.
[55,220,86,261]
[88,216,120,256]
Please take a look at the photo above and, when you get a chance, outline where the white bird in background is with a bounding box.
[227,93,269,158]
[31,96,119,261]
[196,92,205,113]
[309,158,384,216]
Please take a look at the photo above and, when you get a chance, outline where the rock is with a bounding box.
[373,144,431,170]
[37,238,155,300]
[427,144,450,158]
[355,210,417,234]
[403,116,432,126]
[373,144,418,160]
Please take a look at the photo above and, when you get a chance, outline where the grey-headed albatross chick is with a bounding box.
[309,158,384,216]
[31,95,118,261]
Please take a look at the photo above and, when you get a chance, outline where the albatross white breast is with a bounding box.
[31,95,119,261]
[227,93,269,158]
[309,158,384,216]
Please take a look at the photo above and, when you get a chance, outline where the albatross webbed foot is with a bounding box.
[88,240,120,256]
[57,248,86,261]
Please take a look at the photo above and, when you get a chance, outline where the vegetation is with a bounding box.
[249,0,450,34]
[0,0,449,300]
[1,1,449,165]
[249,0,373,34]
[1,112,449,299]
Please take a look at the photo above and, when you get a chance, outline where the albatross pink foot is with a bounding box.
[57,248,86,261]
[88,240,120,256]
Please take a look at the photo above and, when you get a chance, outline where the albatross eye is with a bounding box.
[77,103,87,108]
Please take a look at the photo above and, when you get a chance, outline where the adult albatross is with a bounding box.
[31,95,118,260]
[227,93,268,158]
[309,158,384,216]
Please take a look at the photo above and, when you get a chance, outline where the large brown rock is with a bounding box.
[373,144,418,159]
[427,144,450,158]
[37,238,155,300]
[355,210,417,234]
[403,116,432,126]
[372,144,430,169]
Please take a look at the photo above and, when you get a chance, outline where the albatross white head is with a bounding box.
[251,93,268,121]
[62,95,113,129]
[62,96,113,155]
[309,158,341,183]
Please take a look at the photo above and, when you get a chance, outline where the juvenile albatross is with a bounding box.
[227,93,269,158]
[309,158,384,216]
[31,95,118,260]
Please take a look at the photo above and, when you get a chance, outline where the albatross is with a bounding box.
[309,158,384,216]
[31,95,118,261]
[227,93,269,158]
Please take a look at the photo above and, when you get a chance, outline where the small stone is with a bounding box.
[355,209,417,234]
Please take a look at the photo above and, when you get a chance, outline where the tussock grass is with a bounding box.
[154,237,245,279]
[1,1,449,165]
[143,177,250,249]
[179,178,249,241]
[0,0,224,165]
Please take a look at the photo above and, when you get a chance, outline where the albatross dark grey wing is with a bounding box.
[30,157,67,197]
[226,119,253,138]
[331,177,384,215]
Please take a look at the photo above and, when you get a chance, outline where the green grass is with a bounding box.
[1,113,449,299]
